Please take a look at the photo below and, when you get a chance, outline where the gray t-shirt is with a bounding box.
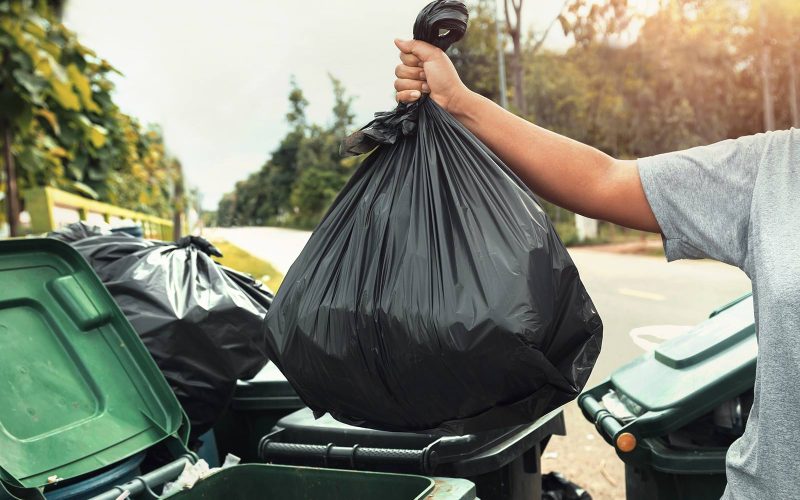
[638,128,800,499]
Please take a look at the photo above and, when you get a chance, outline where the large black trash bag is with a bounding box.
[265,0,602,435]
[542,472,592,500]
[49,227,272,438]
[46,220,108,241]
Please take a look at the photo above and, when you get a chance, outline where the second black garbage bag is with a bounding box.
[265,0,602,434]
[49,227,273,440]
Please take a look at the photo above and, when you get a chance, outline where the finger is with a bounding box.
[394,78,425,93]
[395,64,425,80]
[396,90,422,103]
[399,52,422,67]
[394,39,440,63]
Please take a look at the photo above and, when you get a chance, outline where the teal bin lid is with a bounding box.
[0,239,185,489]
[610,295,756,412]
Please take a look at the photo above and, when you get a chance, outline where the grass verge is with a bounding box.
[209,239,284,292]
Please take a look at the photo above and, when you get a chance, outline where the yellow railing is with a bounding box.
[24,187,173,240]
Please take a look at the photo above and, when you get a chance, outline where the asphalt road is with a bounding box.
[569,247,752,383]
[203,226,311,275]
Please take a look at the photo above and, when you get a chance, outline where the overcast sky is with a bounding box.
[62,1,602,209]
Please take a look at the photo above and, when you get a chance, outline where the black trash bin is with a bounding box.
[579,293,756,500]
[258,407,565,500]
[213,363,305,462]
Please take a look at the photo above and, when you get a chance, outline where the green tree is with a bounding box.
[218,76,359,229]
[0,0,184,235]
[450,0,502,103]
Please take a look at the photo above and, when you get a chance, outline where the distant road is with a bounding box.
[206,226,752,381]
[568,248,751,383]
[204,226,312,275]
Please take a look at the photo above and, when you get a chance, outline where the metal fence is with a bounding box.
[24,187,173,240]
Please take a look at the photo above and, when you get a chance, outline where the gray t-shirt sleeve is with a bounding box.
[637,133,769,269]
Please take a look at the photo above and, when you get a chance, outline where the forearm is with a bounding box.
[450,91,659,232]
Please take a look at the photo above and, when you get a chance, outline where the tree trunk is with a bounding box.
[504,0,527,115]
[2,125,19,237]
[789,49,799,128]
[493,0,509,109]
[760,4,775,131]
[511,38,526,114]
[172,161,184,240]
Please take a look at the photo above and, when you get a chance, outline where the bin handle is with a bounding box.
[580,393,624,444]
[258,439,438,474]
[88,454,197,500]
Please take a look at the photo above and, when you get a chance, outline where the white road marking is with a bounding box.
[617,287,666,301]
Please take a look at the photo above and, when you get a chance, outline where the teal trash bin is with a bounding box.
[579,293,756,500]
[162,464,476,500]
[0,239,193,500]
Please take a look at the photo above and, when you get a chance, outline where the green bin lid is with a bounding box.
[610,295,756,412]
[0,239,185,489]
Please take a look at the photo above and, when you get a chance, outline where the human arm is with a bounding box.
[393,39,660,233]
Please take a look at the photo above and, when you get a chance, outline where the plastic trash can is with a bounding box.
[579,293,756,500]
[259,407,565,500]
[0,239,192,500]
[213,362,305,462]
[162,464,475,500]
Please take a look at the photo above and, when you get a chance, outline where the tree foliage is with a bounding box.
[0,0,182,232]
[221,0,798,232]
[216,76,359,229]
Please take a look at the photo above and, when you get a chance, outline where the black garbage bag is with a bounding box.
[542,472,593,500]
[264,0,602,434]
[46,220,108,241]
[49,227,272,438]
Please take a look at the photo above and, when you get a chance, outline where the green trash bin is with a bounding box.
[213,362,305,462]
[162,464,476,500]
[0,239,193,499]
[0,239,476,500]
[259,407,565,500]
[579,293,756,500]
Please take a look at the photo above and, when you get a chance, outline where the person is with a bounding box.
[392,38,799,500]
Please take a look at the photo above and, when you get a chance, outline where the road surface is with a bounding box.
[203,226,312,275]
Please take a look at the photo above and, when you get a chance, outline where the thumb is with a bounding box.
[394,39,439,62]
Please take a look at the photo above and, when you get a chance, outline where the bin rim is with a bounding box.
[262,407,565,477]
[160,463,441,500]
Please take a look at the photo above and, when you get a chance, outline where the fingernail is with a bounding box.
[420,71,426,79]
[421,83,430,93]
[410,90,421,98]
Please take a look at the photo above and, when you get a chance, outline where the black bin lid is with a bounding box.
[233,363,304,411]
[261,407,565,477]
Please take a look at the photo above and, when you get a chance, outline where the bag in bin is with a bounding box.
[264,0,602,434]
[49,227,272,439]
